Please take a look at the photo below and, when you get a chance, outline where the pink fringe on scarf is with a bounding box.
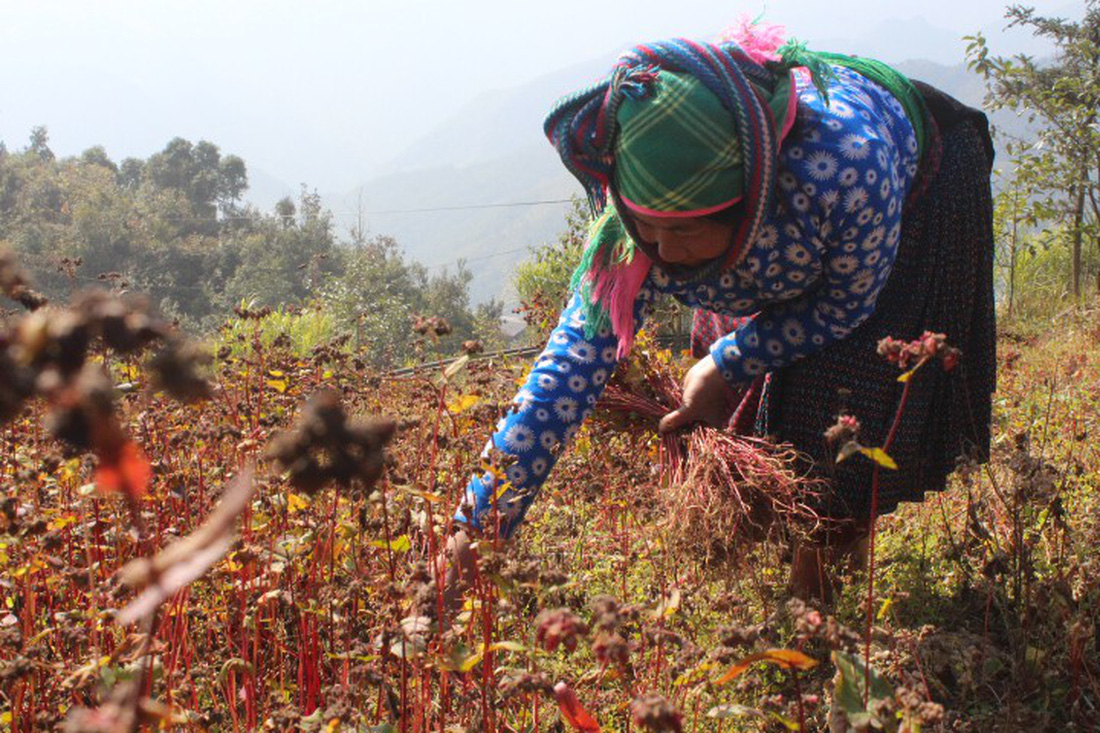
[718,15,787,64]
[587,248,653,359]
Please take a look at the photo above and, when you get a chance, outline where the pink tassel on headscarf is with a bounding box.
[719,15,787,64]
[586,249,653,359]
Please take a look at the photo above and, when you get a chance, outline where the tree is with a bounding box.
[28,126,54,162]
[512,197,691,344]
[274,196,296,227]
[220,189,342,312]
[218,155,247,210]
[145,137,250,227]
[118,158,144,190]
[80,146,117,173]
[967,2,1100,300]
[320,235,482,365]
[322,235,426,364]
[512,198,588,340]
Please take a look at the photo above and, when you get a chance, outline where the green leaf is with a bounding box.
[831,651,894,729]
[437,642,473,672]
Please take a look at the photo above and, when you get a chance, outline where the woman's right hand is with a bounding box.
[440,528,478,614]
[657,355,738,433]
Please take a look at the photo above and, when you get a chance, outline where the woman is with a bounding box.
[446,26,995,601]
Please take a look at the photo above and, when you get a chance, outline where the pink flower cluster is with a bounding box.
[824,414,861,445]
[877,332,961,372]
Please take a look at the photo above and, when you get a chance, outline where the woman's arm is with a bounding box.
[710,119,911,386]
[454,285,654,539]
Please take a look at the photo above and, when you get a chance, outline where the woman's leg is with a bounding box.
[789,520,869,604]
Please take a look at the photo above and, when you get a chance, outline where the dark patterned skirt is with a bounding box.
[691,83,996,520]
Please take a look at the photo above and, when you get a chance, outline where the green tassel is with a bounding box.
[777,39,837,105]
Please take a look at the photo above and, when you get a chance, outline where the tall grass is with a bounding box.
[215,300,344,360]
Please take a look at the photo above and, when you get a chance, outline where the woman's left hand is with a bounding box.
[658,356,736,433]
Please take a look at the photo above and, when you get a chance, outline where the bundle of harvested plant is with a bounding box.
[597,346,831,558]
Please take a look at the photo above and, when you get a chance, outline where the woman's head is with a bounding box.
[544,38,800,272]
[544,32,816,356]
[623,204,741,267]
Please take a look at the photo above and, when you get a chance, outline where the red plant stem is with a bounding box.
[864,375,913,704]
[793,666,806,732]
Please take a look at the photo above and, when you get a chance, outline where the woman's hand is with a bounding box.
[658,355,736,434]
[439,528,478,614]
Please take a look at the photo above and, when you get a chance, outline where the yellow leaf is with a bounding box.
[652,588,681,619]
[489,641,527,653]
[896,358,927,383]
[770,712,803,730]
[401,487,445,503]
[266,378,288,393]
[446,393,480,414]
[459,648,485,672]
[287,493,310,513]
[322,370,334,380]
[762,649,819,670]
[443,355,469,381]
[268,369,285,378]
[370,535,411,553]
[49,514,78,531]
[714,649,818,685]
[877,598,894,621]
[858,447,898,470]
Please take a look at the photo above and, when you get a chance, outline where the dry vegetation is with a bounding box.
[2,247,1099,731]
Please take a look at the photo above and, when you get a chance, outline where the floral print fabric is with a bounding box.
[457,66,920,538]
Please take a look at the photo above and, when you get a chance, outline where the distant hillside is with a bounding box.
[312,56,1027,305]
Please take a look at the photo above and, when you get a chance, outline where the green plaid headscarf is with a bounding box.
[612,70,794,216]
[543,35,930,357]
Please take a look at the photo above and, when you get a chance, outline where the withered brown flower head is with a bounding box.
[0,247,48,311]
[148,339,213,403]
[824,414,861,445]
[266,390,395,494]
[629,693,684,733]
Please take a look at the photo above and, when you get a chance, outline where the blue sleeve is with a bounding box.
[708,202,902,384]
[455,285,654,538]
[711,70,915,385]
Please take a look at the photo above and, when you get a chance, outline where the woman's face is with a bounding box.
[629,211,736,267]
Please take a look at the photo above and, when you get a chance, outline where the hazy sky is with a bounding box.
[0,0,1079,193]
